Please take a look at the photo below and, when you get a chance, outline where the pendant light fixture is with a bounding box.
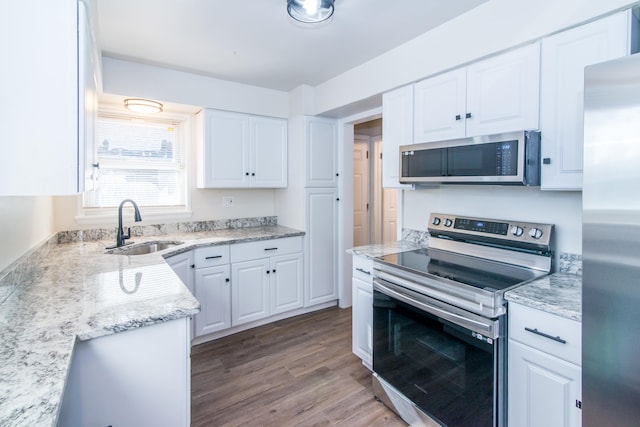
[124,98,163,114]
[287,0,335,23]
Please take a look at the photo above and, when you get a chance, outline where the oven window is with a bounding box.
[373,290,496,426]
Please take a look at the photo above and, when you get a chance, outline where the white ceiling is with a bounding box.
[97,0,488,92]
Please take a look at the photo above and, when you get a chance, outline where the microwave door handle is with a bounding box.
[374,280,495,335]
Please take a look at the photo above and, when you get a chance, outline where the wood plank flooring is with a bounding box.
[191,307,406,427]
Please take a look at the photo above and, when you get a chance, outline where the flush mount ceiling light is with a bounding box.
[124,98,163,114]
[287,0,335,23]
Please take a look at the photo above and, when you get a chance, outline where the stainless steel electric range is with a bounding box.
[372,213,554,427]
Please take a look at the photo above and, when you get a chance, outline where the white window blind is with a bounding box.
[84,111,187,210]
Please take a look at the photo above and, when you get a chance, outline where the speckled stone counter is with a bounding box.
[347,240,424,258]
[0,222,303,427]
[505,273,582,322]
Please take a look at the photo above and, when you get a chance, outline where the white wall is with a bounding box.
[102,57,290,118]
[403,187,582,261]
[314,0,637,115]
[0,196,55,272]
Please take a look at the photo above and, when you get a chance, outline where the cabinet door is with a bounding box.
[540,12,631,190]
[382,86,414,188]
[1,0,94,195]
[413,68,467,143]
[194,265,231,336]
[232,258,270,326]
[466,43,540,137]
[509,340,582,427]
[166,251,194,294]
[198,109,249,188]
[305,188,338,306]
[270,253,304,315]
[352,277,373,368]
[250,116,288,188]
[305,117,338,187]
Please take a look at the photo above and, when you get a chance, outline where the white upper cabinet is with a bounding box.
[0,0,100,196]
[413,68,467,143]
[414,43,540,143]
[540,11,635,190]
[382,85,414,189]
[197,109,287,188]
[305,117,338,187]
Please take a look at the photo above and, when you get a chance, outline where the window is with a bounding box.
[82,109,189,217]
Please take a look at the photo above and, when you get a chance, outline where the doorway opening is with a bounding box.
[353,119,397,247]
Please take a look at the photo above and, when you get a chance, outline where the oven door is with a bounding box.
[373,279,505,427]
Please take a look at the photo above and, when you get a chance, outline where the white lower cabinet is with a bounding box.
[508,302,582,427]
[351,255,373,368]
[232,258,270,325]
[59,318,191,427]
[194,264,231,335]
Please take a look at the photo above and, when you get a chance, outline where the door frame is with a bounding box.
[336,107,405,308]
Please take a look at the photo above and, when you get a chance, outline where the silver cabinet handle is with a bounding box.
[355,267,371,275]
[524,327,567,344]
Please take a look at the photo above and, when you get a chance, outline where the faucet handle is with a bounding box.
[124,227,132,241]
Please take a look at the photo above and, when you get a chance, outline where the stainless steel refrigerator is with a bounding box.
[583,52,640,426]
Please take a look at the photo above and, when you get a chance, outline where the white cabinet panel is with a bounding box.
[59,318,190,427]
[540,11,633,190]
[305,117,338,187]
[194,264,231,336]
[197,109,287,188]
[1,0,99,195]
[352,276,373,368]
[509,340,582,427]
[166,251,194,294]
[413,68,467,143]
[508,302,582,427]
[232,258,270,326]
[466,43,540,136]
[270,253,304,315]
[412,43,540,144]
[251,116,288,187]
[382,86,414,189]
[305,188,338,306]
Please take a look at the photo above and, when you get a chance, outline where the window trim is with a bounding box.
[76,106,193,226]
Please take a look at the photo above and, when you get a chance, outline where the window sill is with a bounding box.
[75,209,193,227]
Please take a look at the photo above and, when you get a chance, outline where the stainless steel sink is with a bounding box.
[106,241,183,256]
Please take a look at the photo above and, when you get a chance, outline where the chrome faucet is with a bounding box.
[110,199,142,248]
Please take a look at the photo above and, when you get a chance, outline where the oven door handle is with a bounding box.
[374,279,497,337]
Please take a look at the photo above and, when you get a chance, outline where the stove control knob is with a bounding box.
[432,217,441,226]
[528,228,543,239]
[444,218,453,227]
[511,226,524,237]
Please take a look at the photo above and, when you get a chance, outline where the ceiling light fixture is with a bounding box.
[124,98,163,114]
[287,0,335,24]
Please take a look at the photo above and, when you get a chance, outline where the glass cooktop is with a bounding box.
[375,248,540,292]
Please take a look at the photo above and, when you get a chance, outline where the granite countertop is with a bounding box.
[0,224,303,427]
[347,240,425,258]
[504,273,582,322]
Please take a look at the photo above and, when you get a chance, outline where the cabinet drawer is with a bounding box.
[352,255,373,283]
[509,302,581,365]
[194,245,230,268]
[231,236,302,263]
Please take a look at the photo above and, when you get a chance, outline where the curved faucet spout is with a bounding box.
[113,199,143,248]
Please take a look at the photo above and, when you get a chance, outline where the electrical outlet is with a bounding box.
[223,196,234,208]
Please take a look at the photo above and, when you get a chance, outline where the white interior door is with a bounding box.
[374,139,398,243]
[353,137,370,247]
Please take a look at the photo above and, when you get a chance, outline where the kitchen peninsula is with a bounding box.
[0,218,303,427]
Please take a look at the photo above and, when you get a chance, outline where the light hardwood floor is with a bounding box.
[191,306,406,427]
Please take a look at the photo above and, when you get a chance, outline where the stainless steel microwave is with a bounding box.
[399,131,541,186]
